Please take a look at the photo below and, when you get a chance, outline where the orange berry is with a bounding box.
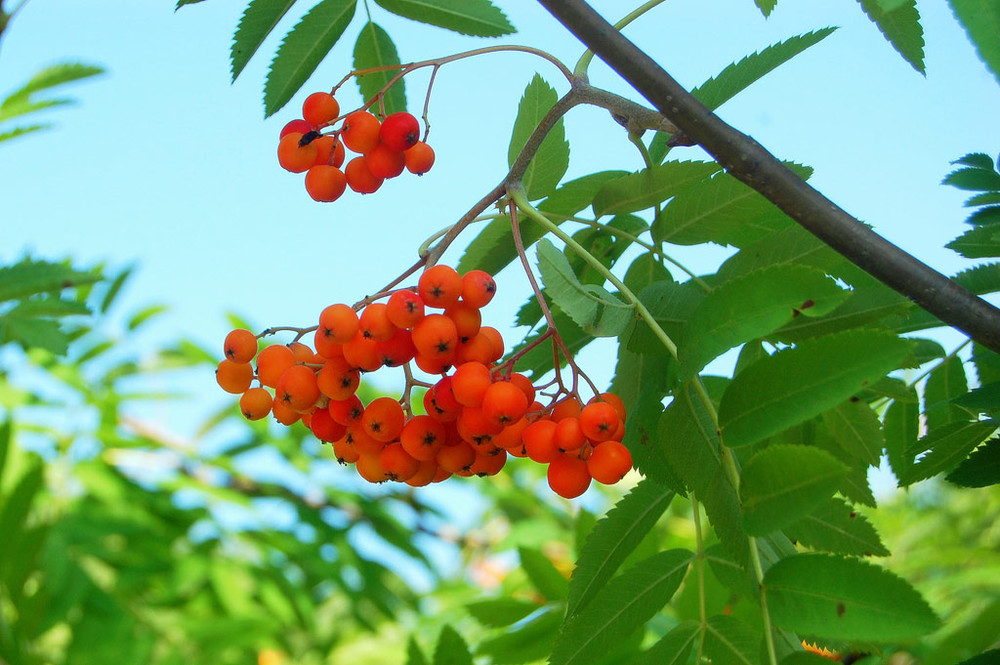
[310,407,347,443]
[411,313,458,361]
[224,328,258,363]
[451,361,492,407]
[287,341,318,364]
[588,440,633,485]
[304,165,347,202]
[365,142,406,179]
[275,364,320,412]
[356,451,391,483]
[379,112,420,152]
[281,118,312,138]
[341,111,381,153]
[418,265,463,309]
[435,441,476,474]
[375,328,416,367]
[332,433,360,464]
[523,419,560,463]
[400,415,447,461]
[216,359,254,394]
[386,290,425,329]
[328,394,364,426]
[509,372,536,404]
[344,155,383,194]
[590,392,627,423]
[579,402,621,443]
[405,459,440,487]
[311,135,344,167]
[413,352,453,376]
[271,396,301,426]
[239,386,273,420]
[553,417,587,452]
[361,397,405,443]
[318,303,360,346]
[548,455,592,499]
[456,406,503,446]
[478,326,505,362]
[256,344,296,388]
[481,380,529,425]
[454,331,496,366]
[347,426,385,457]
[550,397,582,422]
[425,376,462,422]
[359,302,396,342]
[302,91,340,127]
[342,330,382,371]
[316,357,360,401]
[404,141,435,175]
[380,442,420,482]
[444,301,482,342]
[469,449,507,477]
[277,132,318,173]
[493,417,529,452]
[461,270,496,308]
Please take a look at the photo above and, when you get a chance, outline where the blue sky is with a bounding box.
[3,0,999,505]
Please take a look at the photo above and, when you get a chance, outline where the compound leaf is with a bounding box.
[373,0,513,37]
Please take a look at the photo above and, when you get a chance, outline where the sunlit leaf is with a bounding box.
[433,625,473,665]
[518,546,568,601]
[856,0,925,73]
[508,74,569,200]
[784,496,890,557]
[593,161,721,217]
[230,0,298,81]
[465,597,541,627]
[903,420,998,485]
[702,614,761,665]
[353,22,406,116]
[373,0,514,37]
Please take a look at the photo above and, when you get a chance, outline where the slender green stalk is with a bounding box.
[573,0,671,77]
[691,493,708,662]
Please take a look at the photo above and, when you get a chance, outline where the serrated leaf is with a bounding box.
[653,164,810,247]
[406,636,429,665]
[433,625,472,665]
[954,152,998,170]
[857,0,925,73]
[621,381,684,490]
[702,614,761,665]
[1,63,104,104]
[902,420,998,485]
[0,124,48,143]
[946,437,1000,487]
[944,165,1000,192]
[952,380,1000,415]
[660,381,749,564]
[3,317,71,355]
[508,74,569,200]
[924,355,971,430]
[638,621,699,665]
[741,444,847,536]
[0,258,101,302]
[353,22,406,116]
[536,239,634,337]
[550,549,693,665]
[755,0,777,16]
[230,0,298,81]
[518,546,568,601]
[719,330,910,448]
[593,161,721,217]
[678,265,848,379]
[821,399,884,467]
[775,280,911,342]
[946,224,1000,258]
[765,553,940,640]
[373,0,513,37]
[465,597,540,627]
[716,223,843,281]
[785,496,890,557]
[264,0,357,117]
[567,479,675,617]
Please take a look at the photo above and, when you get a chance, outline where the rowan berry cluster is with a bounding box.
[277,91,435,203]
[215,265,632,499]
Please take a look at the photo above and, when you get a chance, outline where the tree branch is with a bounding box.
[536,0,1000,354]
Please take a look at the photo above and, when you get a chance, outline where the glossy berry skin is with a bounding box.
[547,455,592,499]
[345,156,383,194]
[379,112,420,152]
[304,165,347,202]
[224,328,258,363]
[587,440,633,484]
[302,92,340,127]
[341,111,381,154]
[404,141,435,175]
[277,132,319,173]
[280,118,313,138]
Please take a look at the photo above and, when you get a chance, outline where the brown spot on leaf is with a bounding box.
[836,602,846,617]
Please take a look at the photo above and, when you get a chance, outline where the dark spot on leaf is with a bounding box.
[836,602,846,617]
[801,299,815,309]
[849,512,857,518]
[849,396,860,402]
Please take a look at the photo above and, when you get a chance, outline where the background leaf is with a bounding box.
[856,0,925,73]
[947,0,1000,84]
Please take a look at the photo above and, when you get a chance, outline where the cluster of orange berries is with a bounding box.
[215,265,633,499]
[277,91,435,202]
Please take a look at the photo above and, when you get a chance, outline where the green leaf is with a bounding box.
[621,381,684,491]
[638,621,699,665]
[373,0,514,37]
[719,330,910,448]
[678,265,848,379]
[230,0,298,81]
[741,444,847,536]
[264,0,357,117]
[406,636,429,665]
[1,63,104,109]
[507,74,569,200]
[946,437,1000,487]
[944,166,1000,192]
[856,0,925,74]
[0,419,10,490]
[775,280,911,342]
[475,608,560,665]
[924,355,972,430]
[127,304,169,331]
[518,546,568,601]
[660,381,749,564]
[953,651,1000,665]
[567,478,676,617]
[3,316,71,355]
[821,399,885,467]
[954,152,999,170]
[0,258,101,302]
[433,625,473,665]
[593,161,721,217]
[903,420,998,485]
[784,496,890,557]
[536,239,634,337]
[765,553,940,641]
[702,614,761,665]
[755,0,777,17]
[0,460,43,551]
[353,22,406,116]
[465,597,540,627]
[550,550,693,665]
[716,223,843,282]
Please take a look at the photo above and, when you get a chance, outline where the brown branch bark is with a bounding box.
[537,0,1000,354]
